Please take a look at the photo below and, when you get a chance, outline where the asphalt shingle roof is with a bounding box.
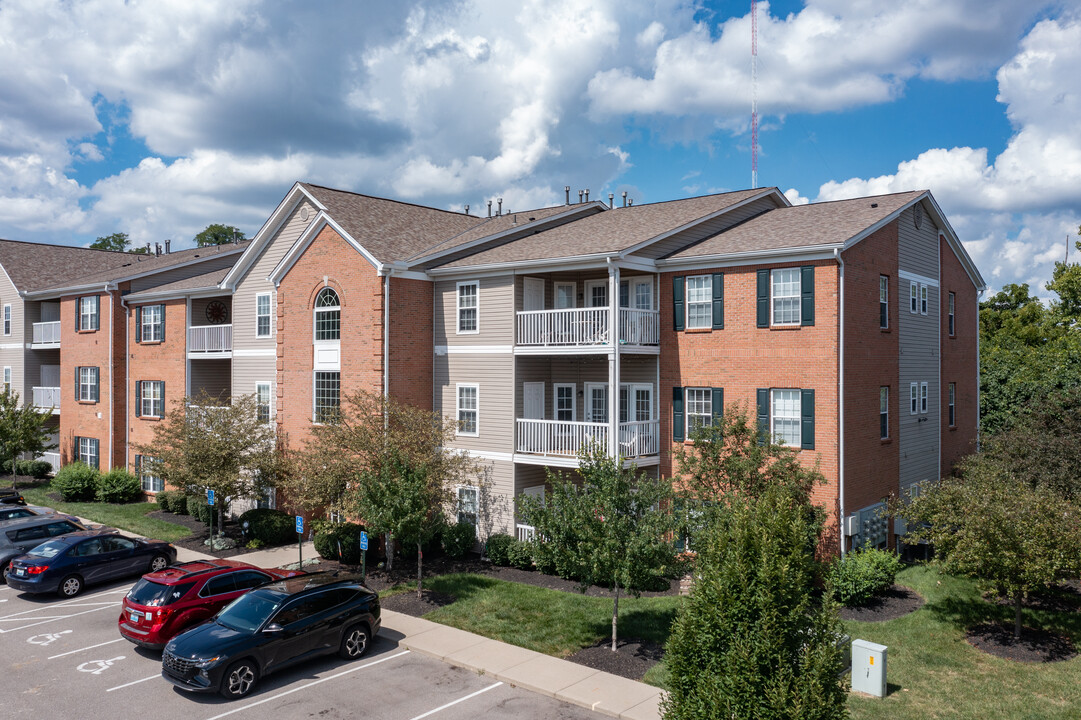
[35,241,248,290]
[125,267,231,299]
[0,239,139,292]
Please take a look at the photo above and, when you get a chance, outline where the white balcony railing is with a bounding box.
[516,524,536,542]
[516,419,660,458]
[188,324,232,353]
[516,307,660,347]
[38,452,61,474]
[32,321,61,344]
[32,386,61,411]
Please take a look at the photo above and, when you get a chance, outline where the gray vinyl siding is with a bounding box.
[472,457,515,538]
[897,204,941,492]
[435,353,514,453]
[0,271,23,400]
[189,359,231,402]
[233,356,277,404]
[434,276,514,346]
[515,355,657,421]
[128,253,240,292]
[630,196,781,260]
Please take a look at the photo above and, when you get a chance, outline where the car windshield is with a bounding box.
[27,540,67,558]
[128,579,196,607]
[216,591,281,633]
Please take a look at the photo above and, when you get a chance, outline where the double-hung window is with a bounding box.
[948,383,956,427]
[756,267,813,327]
[2,366,10,394]
[135,455,163,493]
[771,268,801,325]
[880,387,889,439]
[685,388,713,434]
[137,380,164,418]
[77,296,100,331]
[909,282,918,314]
[2,304,10,335]
[948,292,955,336]
[314,288,340,341]
[756,388,814,449]
[910,383,918,414]
[76,437,99,469]
[457,281,478,334]
[920,284,928,315]
[77,366,99,403]
[920,382,928,414]
[685,276,712,329]
[879,276,888,329]
[256,293,272,338]
[137,304,164,343]
[457,486,478,526]
[256,382,272,424]
[555,384,575,421]
[313,371,340,424]
[456,384,478,436]
[771,389,801,446]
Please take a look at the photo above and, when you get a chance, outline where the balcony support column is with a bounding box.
[607,259,620,460]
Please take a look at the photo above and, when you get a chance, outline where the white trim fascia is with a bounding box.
[233,347,277,358]
[620,188,787,257]
[612,256,657,274]
[514,344,623,356]
[427,252,617,277]
[455,449,514,463]
[379,265,428,281]
[657,247,839,273]
[268,213,382,287]
[187,351,232,360]
[434,345,512,355]
[0,342,21,350]
[124,286,226,303]
[407,202,607,267]
[223,182,324,290]
[899,269,939,288]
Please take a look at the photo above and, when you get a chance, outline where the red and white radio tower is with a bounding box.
[751,0,758,189]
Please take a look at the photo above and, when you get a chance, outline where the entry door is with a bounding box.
[523,277,545,312]
[585,383,608,423]
[523,382,545,420]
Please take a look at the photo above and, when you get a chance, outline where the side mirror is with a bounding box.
[263,623,283,634]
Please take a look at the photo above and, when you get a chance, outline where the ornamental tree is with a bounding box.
[0,390,56,487]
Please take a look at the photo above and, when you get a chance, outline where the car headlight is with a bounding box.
[193,656,222,668]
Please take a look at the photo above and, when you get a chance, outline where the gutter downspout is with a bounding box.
[120,291,130,475]
[106,284,115,471]
[383,267,392,428]
[976,288,984,451]
[834,249,846,558]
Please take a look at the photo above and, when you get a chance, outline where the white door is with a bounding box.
[585,280,608,308]
[524,277,545,312]
[585,383,608,423]
[523,382,545,420]
[554,282,576,309]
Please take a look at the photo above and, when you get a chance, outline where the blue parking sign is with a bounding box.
[295,515,304,534]
[207,489,215,506]
[360,531,368,551]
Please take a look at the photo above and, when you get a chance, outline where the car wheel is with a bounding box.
[339,623,371,660]
[58,574,83,598]
[149,554,169,572]
[220,659,259,699]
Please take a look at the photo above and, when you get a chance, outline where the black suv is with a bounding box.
[161,573,380,699]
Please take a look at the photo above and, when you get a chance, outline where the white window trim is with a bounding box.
[256,292,273,338]
[456,281,479,335]
[685,386,712,436]
[880,386,889,440]
[141,380,164,418]
[554,282,576,309]
[2,366,10,394]
[2,303,10,336]
[770,388,801,447]
[584,279,609,308]
[879,276,888,329]
[948,383,956,427]
[553,382,576,422]
[140,304,163,343]
[948,292,955,336]
[256,382,273,424]
[456,383,479,436]
[313,288,341,343]
[909,281,918,314]
[770,268,801,326]
[685,275,712,329]
[920,382,928,414]
[584,382,608,423]
[456,485,479,526]
[78,366,98,403]
[77,436,99,469]
[137,454,163,493]
[920,284,928,315]
[910,382,918,415]
[312,371,341,425]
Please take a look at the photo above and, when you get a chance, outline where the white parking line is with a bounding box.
[0,587,126,620]
[407,682,504,720]
[0,601,121,634]
[107,674,159,692]
[48,637,124,660]
[201,650,411,720]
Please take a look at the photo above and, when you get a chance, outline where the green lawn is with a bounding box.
[384,565,1081,719]
[18,482,193,542]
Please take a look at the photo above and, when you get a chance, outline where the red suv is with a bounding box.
[119,559,303,649]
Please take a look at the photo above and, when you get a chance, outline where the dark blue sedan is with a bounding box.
[5,530,176,597]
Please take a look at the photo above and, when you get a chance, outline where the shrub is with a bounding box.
[53,462,99,502]
[313,521,365,564]
[155,490,174,512]
[96,469,143,503]
[531,539,558,574]
[171,493,189,515]
[485,533,515,565]
[238,508,296,546]
[506,539,534,570]
[441,522,476,559]
[187,495,212,524]
[829,547,903,607]
[16,460,52,479]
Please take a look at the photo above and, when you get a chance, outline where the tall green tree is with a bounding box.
[0,390,56,487]
[662,486,849,720]
[194,223,246,247]
[137,391,280,527]
[90,232,130,253]
[520,444,681,650]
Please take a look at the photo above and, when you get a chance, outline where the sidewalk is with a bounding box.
[174,540,663,719]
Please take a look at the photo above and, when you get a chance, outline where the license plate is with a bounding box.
[15,568,24,577]
[129,610,142,621]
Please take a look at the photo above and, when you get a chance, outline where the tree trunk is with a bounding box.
[385,532,394,571]
[1014,591,1023,640]
[417,542,424,599]
[611,581,620,651]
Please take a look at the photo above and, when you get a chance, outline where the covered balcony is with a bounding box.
[515,418,659,462]
[516,307,659,349]
[187,324,232,356]
[31,321,61,348]
[32,386,61,413]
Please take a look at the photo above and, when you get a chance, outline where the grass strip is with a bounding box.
[18,483,192,542]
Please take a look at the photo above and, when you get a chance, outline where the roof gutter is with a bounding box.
[655,244,843,271]
[426,251,622,277]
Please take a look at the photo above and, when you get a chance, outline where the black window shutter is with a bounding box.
[711,387,724,424]
[160,382,165,417]
[135,455,141,478]
[801,388,815,449]
[801,266,815,326]
[756,270,769,327]
[92,368,99,402]
[135,307,142,343]
[672,386,684,442]
[93,296,100,330]
[673,276,685,332]
[135,381,141,418]
[74,367,79,400]
[75,299,81,331]
[159,304,166,341]
[756,388,769,444]
[712,273,724,329]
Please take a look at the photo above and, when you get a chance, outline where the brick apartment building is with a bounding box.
[0,181,984,553]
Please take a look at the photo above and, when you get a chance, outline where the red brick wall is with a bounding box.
[940,235,979,473]
[841,223,901,529]
[659,260,841,534]
[388,276,433,410]
[127,298,189,489]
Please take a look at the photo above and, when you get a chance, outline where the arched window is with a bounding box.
[314,287,340,341]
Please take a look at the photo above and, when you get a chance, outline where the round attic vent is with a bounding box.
[913,203,924,229]
[300,206,310,221]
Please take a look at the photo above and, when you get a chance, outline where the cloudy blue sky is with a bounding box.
[0,0,1078,296]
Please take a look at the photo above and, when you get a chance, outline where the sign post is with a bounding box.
[359,531,368,582]
[207,489,215,550]
[296,515,304,568]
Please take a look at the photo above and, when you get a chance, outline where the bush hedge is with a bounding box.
[441,522,476,559]
[171,493,189,515]
[187,495,212,524]
[19,459,53,478]
[95,468,143,504]
[53,462,99,502]
[313,521,365,564]
[155,490,177,512]
[506,539,534,570]
[238,508,296,546]
[485,533,515,565]
[829,547,903,606]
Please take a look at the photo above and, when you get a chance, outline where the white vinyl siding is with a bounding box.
[771,268,801,325]
[457,383,478,436]
[256,293,272,338]
[2,304,9,335]
[771,389,801,447]
[685,276,712,329]
[457,281,478,334]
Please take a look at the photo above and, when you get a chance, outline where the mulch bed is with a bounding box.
[966,623,1077,663]
[986,581,1081,614]
[149,510,254,558]
[380,589,457,615]
[566,638,665,679]
[839,585,925,622]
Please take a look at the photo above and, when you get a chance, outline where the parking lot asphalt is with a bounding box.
[0,578,615,720]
